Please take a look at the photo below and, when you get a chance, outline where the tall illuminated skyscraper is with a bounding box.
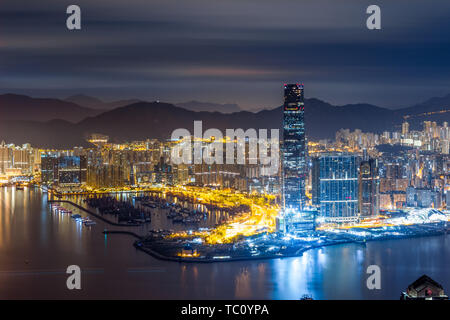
[402,121,409,135]
[282,83,307,211]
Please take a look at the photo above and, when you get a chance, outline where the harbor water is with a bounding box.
[0,186,448,299]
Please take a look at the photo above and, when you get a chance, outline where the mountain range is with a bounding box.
[64,95,242,113]
[0,93,449,148]
[65,94,142,111]
[175,101,242,113]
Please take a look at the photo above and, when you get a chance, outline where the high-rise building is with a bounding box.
[41,154,57,185]
[442,140,450,155]
[282,83,307,211]
[311,156,320,205]
[386,163,401,179]
[57,155,87,187]
[358,158,380,217]
[0,141,11,175]
[12,147,31,173]
[406,187,442,208]
[424,121,432,134]
[402,121,409,135]
[319,153,359,223]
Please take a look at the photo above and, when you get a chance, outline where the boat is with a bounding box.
[172,216,183,223]
[16,186,24,191]
[83,218,96,226]
[183,216,201,223]
[71,214,82,219]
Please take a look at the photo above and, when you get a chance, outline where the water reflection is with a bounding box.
[0,186,448,299]
[234,267,251,298]
[64,191,231,231]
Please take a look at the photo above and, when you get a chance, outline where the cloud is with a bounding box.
[0,0,450,109]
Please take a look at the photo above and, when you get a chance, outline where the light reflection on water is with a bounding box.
[0,186,448,299]
[64,192,231,231]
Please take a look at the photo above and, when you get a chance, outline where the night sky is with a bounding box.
[1,0,450,110]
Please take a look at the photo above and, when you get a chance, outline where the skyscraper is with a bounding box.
[358,158,380,217]
[0,141,11,175]
[57,155,87,187]
[41,154,57,185]
[402,121,409,135]
[319,153,359,223]
[282,83,307,211]
[311,156,320,206]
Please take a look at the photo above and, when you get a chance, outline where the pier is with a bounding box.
[48,200,143,227]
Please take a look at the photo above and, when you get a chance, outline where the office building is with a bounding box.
[358,158,380,217]
[319,153,359,223]
[282,83,307,211]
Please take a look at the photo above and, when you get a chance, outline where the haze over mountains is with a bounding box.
[64,95,243,113]
[176,101,242,113]
[65,94,142,111]
[0,93,449,148]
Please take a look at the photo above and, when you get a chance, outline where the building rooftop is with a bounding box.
[402,274,448,300]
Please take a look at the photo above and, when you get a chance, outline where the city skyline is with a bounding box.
[0,81,449,301]
[0,1,449,302]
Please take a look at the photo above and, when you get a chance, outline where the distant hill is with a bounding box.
[303,99,395,138]
[77,101,277,143]
[176,100,241,113]
[0,94,101,123]
[398,93,450,115]
[0,93,449,148]
[393,93,450,130]
[65,94,104,109]
[65,94,141,110]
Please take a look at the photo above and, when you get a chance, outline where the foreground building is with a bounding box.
[401,275,448,300]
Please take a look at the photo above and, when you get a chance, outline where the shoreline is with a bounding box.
[104,228,449,264]
[38,187,449,264]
